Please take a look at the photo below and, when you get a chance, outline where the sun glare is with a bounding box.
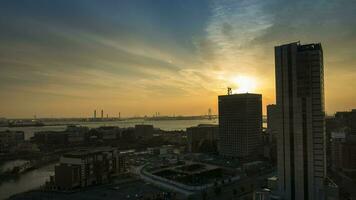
[231,76,257,93]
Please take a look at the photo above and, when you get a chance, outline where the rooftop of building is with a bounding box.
[96,126,120,130]
[187,124,218,129]
[297,42,322,51]
[63,147,116,157]
[275,41,322,51]
[135,124,154,128]
[0,130,24,134]
[267,176,278,181]
[10,179,182,200]
[218,92,262,98]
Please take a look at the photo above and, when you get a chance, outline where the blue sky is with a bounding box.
[0,0,356,118]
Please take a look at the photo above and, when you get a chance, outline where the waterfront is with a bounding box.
[0,119,218,140]
[0,164,55,200]
[0,118,267,199]
[0,119,218,199]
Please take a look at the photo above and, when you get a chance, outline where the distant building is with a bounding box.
[275,42,327,200]
[325,116,340,168]
[267,104,278,144]
[326,110,356,171]
[254,188,272,200]
[253,188,282,200]
[32,131,68,146]
[330,132,346,170]
[186,124,218,153]
[148,145,174,156]
[335,109,356,135]
[0,130,24,152]
[147,147,160,155]
[267,176,279,191]
[218,93,262,158]
[14,141,40,152]
[135,124,154,139]
[32,126,89,147]
[95,126,121,140]
[340,143,356,179]
[159,145,174,155]
[48,148,126,190]
[0,118,7,126]
[330,131,356,180]
[66,125,89,143]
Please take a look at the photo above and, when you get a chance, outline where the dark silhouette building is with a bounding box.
[134,124,154,139]
[275,42,327,200]
[47,148,126,190]
[218,93,262,158]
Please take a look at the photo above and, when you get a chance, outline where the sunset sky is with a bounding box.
[0,0,355,118]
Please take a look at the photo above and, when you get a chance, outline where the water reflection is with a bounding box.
[0,164,55,199]
[0,160,28,173]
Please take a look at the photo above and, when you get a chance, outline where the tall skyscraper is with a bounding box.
[218,93,262,158]
[275,42,326,200]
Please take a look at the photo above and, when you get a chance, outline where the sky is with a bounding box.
[0,0,355,118]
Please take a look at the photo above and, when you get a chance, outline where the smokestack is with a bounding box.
[94,110,96,119]
[119,112,121,119]
[101,110,104,118]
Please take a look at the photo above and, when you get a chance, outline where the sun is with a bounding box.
[231,75,257,93]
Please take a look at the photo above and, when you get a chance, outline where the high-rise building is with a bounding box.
[275,42,327,200]
[218,93,262,158]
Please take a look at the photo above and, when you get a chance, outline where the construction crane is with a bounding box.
[227,87,232,95]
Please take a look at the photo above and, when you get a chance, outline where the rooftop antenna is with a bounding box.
[227,87,232,95]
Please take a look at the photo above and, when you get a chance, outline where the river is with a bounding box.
[0,164,55,200]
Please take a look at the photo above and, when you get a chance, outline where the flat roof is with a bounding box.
[63,147,116,157]
[218,93,262,98]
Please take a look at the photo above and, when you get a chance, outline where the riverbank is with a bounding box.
[0,163,56,200]
[0,157,59,184]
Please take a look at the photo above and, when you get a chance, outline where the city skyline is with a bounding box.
[1,0,356,118]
